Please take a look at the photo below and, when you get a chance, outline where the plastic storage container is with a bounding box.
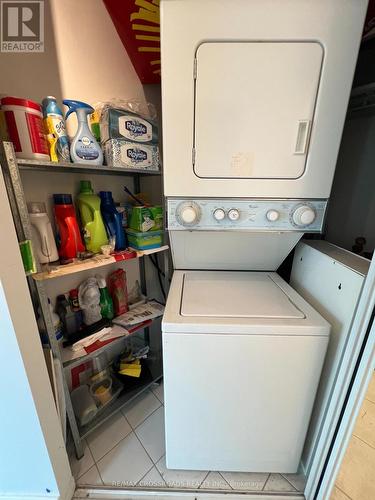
[1,96,49,160]
[126,228,163,250]
[90,377,113,406]
[53,194,85,260]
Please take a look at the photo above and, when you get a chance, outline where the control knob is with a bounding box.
[292,205,316,227]
[176,201,201,226]
[213,208,225,221]
[266,209,280,222]
[228,209,240,221]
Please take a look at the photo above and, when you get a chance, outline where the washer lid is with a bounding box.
[181,272,305,319]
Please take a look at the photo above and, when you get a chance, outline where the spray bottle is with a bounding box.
[63,99,103,165]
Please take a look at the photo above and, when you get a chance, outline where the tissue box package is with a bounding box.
[105,139,160,171]
[100,108,158,144]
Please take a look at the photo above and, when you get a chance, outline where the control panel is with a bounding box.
[167,198,327,232]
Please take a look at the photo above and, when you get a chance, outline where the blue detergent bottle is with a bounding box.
[63,99,103,165]
[100,191,127,250]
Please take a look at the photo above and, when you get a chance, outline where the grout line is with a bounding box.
[76,464,103,487]
[133,401,163,431]
[135,462,156,487]
[261,473,271,491]
[335,484,353,500]
[151,379,164,404]
[90,421,133,466]
[197,471,210,489]
[218,471,233,490]
[95,463,105,486]
[74,440,95,479]
[133,425,164,473]
[351,433,375,451]
[280,474,300,492]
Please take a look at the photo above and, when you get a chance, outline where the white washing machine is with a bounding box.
[160,0,367,474]
[163,271,330,472]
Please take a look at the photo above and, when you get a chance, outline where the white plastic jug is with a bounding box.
[28,202,59,264]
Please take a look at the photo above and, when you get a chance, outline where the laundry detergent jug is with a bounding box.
[28,202,59,264]
[99,191,127,250]
[77,180,108,253]
[53,194,85,261]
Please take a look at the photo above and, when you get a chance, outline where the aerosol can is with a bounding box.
[63,99,103,165]
[42,96,70,162]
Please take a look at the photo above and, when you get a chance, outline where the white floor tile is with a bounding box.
[264,473,296,492]
[281,472,306,492]
[86,411,132,462]
[138,466,166,488]
[220,471,269,491]
[77,465,103,486]
[69,439,95,479]
[151,381,164,403]
[156,455,208,489]
[200,471,231,490]
[123,390,161,429]
[97,432,153,487]
[135,406,165,463]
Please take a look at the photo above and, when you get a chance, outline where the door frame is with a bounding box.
[305,251,375,499]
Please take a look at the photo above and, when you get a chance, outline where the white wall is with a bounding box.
[49,0,145,104]
[0,169,73,499]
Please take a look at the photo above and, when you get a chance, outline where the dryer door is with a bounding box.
[194,42,323,180]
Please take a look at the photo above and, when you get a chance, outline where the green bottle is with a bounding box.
[96,275,114,320]
[77,180,108,253]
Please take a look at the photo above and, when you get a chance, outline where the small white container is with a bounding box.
[71,385,98,426]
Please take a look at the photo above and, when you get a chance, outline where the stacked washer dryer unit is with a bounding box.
[160,0,367,473]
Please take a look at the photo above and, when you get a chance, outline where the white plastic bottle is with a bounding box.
[28,202,59,263]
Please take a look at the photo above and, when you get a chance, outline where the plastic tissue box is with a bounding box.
[104,139,159,171]
[126,229,163,250]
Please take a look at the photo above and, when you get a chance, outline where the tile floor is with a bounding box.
[71,380,306,493]
[331,372,375,500]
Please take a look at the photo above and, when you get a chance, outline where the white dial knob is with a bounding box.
[228,209,240,221]
[292,205,316,227]
[213,208,225,221]
[266,209,280,222]
[176,202,201,226]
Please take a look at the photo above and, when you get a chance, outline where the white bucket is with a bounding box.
[1,96,49,160]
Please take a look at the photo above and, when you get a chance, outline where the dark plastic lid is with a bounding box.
[53,194,72,205]
[99,191,114,202]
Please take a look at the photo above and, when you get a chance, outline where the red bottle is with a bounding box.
[53,194,85,260]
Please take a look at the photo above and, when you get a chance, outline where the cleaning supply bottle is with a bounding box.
[96,275,114,320]
[77,180,108,253]
[37,299,63,346]
[99,191,127,250]
[63,99,103,165]
[53,194,85,261]
[28,202,59,264]
[42,96,70,162]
